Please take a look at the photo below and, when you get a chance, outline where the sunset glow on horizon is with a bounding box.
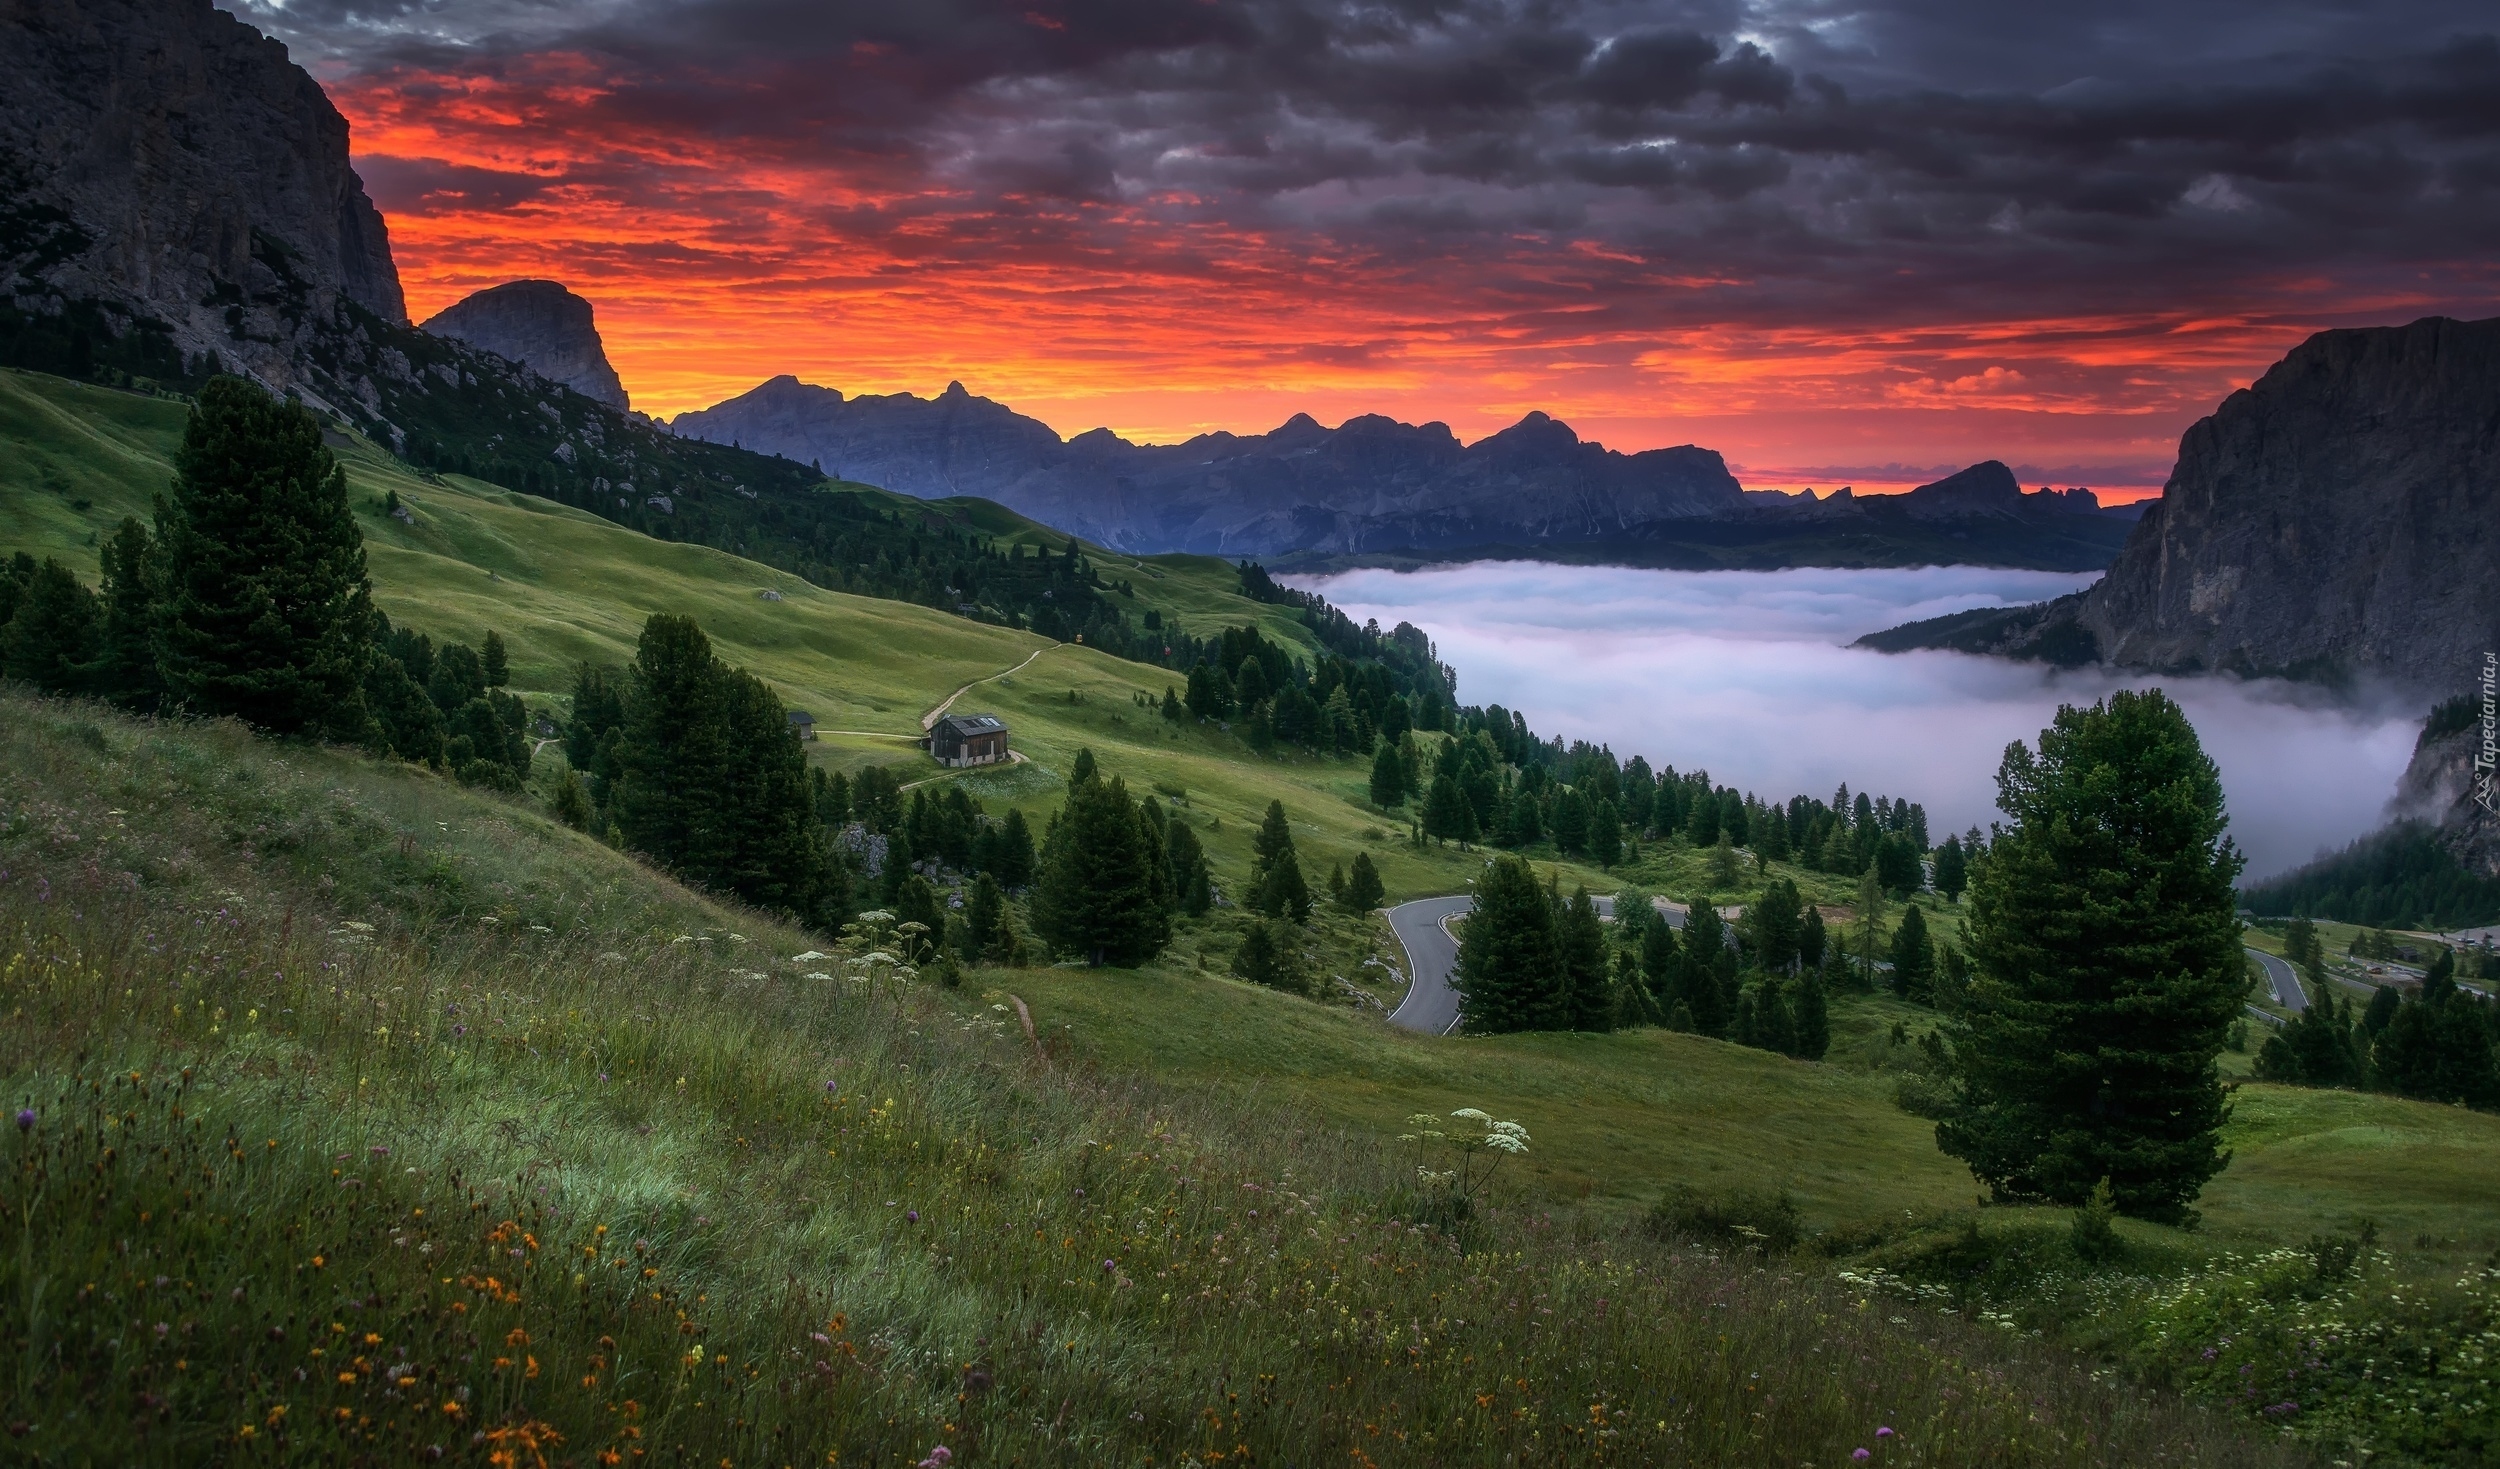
[266,0,2500,499]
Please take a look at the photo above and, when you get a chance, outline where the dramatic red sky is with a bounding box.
[257,0,2500,498]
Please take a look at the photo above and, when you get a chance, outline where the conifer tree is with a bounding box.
[964,872,1008,960]
[1934,834,1969,902]
[154,377,374,739]
[481,629,510,687]
[1889,904,1937,1002]
[1345,851,1386,912]
[994,807,1038,889]
[1588,797,1623,868]
[1748,877,1804,972]
[1070,746,1098,786]
[1640,905,1681,1015]
[1455,856,1559,1033]
[1552,788,1591,855]
[1791,969,1831,1059]
[1423,770,1476,845]
[552,768,593,830]
[609,614,732,877]
[1232,919,1308,994]
[0,557,99,693]
[1939,691,2246,1223]
[90,518,160,708]
[1031,774,1170,966]
[1681,901,1735,1035]
[1557,885,1612,1031]
[1250,799,1312,920]
[1708,831,1739,888]
[1166,820,1212,914]
[1799,907,1827,970]
[1370,741,1406,809]
[893,874,948,963]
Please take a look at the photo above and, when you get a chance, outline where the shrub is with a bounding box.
[1647,1185,1803,1255]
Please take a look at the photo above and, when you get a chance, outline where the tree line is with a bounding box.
[2252,917,2499,1109]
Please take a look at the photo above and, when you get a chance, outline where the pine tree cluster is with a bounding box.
[2253,945,2500,1109]
[1450,858,1831,1058]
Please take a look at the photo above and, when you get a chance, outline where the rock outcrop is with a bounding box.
[675,376,1748,556]
[2394,680,2500,881]
[0,0,405,391]
[1863,316,2500,699]
[422,280,629,412]
[2072,315,2500,694]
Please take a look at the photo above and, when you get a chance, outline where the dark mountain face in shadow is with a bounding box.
[674,378,2140,565]
[673,376,1748,556]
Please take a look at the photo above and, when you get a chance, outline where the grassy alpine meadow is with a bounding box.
[7,367,2499,1463]
[0,690,2309,1467]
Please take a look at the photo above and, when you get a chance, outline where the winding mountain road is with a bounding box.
[1385,894,1696,1035]
[2247,946,2308,1013]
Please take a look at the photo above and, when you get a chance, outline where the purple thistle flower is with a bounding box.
[14,1108,33,1132]
[906,1210,919,1224]
[1877,1427,1895,1438]
[1853,1452,1871,1463]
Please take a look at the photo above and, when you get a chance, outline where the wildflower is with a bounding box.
[907,1210,920,1224]
[1853,1452,1871,1463]
[1877,1427,1895,1439]
[917,1448,953,1468]
[14,1108,31,1132]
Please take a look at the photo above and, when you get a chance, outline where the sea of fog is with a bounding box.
[1286,562,2423,883]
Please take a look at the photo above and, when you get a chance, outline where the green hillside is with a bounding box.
[7,365,2500,1463]
[0,689,2307,1466]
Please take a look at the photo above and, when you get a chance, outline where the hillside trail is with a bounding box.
[921,644,1054,731]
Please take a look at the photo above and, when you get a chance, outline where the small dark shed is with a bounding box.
[788,710,817,741]
[928,713,1010,767]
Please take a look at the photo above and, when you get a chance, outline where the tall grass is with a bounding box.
[0,690,2301,1465]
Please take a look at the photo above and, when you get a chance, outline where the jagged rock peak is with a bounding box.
[422,280,629,411]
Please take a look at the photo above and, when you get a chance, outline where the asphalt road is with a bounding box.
[1384,894,1691,1035]
[2247,946,2308,1013]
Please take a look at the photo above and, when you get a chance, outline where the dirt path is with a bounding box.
[921,645,1053,731]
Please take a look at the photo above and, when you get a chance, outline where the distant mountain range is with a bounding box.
[670,375,2143,569]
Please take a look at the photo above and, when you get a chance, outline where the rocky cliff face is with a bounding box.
[2073,315,2500,694]
[2394,683,2500,881]
[674,376,1746,556]
[0,0,405,391]
[422,280,629,412]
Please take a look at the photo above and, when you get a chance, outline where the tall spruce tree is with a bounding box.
[1791,969,1831,1059]
[609,614,732,878]
[1345,851,1386,912]
[0,557,98,693]
[1933,834,1969,902]
[1455,856,1559,1033]
[153,377,374,739]
[1556,885,1612,1031]
[90,518,159,707]
[1749,877,1804,972]
[1166,820,1212,915]
[1938,690,2246,1223]
[1889,905,1937,1002]
[1370,742,1406,809]
[1681,901,1736,1036]
[1031,774,1170,966]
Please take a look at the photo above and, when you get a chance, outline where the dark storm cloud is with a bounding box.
[255,0,2500,320]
